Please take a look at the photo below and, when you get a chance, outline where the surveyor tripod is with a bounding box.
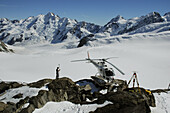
[128,72,140,89]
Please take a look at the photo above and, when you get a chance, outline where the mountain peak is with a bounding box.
[144,12,161,18]
[46,12,55,16]
[45,12,60,19]
[110,15,124,23]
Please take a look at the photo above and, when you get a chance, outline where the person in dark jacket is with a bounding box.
[56,66,60,79]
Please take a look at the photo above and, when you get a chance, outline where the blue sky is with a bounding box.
[0,0,170,25]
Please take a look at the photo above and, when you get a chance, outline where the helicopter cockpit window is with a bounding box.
[105,68,113,76]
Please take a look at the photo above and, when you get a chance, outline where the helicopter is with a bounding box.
[71,52,125,84]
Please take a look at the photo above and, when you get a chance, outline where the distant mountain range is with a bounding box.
[0,12,170,46]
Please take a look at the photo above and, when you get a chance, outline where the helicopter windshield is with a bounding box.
[105,68,114,76]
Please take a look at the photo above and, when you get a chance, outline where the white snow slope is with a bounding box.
[0,31,170,112]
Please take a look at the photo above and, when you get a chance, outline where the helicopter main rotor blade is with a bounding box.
[105,60,125,75]
[71,59,87,62]
[105,57,118,60]
[89,57,118,61]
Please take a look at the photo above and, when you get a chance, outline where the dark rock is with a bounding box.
[77,34,95,47]
[0,29,6,34]
[25,37,30,40]
[151,88,170,93]
[92,92,103,98]
[108,79,128,92]
[20,104,35,113]
[29,90,49,108]
[0,33,10,41]
[16,96,29,109]
[91,91,151,113]
[28,79,52,88]
[13,93,23,99]
[2,102,17,113]
[7,37,15,45]
[124,87,156,107]
[0,82,9,94]
[0,41,14,53]
[0,102,7,112]
[11,20,19,24]
[0,81,23,94]
[77,21,101,33]
[47,77,82,103]
[15,37,23,42]
[91,101,150,113]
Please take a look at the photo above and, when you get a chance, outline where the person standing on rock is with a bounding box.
[56,65,60,79]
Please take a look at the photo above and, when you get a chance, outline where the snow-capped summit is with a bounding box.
[109,15,124,23]
[98,15,127,35]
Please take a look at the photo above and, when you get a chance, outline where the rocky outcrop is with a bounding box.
[0,77,157,113]
[0,102,16,113]
[0,102,7,112]
[77,34,95,47]
[47,77,82,103]
[91,89,153,113]
[19,77,83,113]
[0,81,23,94]
[0,41,14,52]
[28,79,52,88]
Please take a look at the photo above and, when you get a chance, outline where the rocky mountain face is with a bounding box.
[0,12,101,45]
[0,12,170,46]
[99,12,165,35]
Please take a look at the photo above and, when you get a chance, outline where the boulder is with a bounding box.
[91,91,151,113]
[47,77,82,103]
[0,81,23,94]
[107,79,128,92]
[124,87,156,107]
[2,102,16,113]
[0,102,7,112]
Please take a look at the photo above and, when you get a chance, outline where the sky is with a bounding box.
[0,0,170,25]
